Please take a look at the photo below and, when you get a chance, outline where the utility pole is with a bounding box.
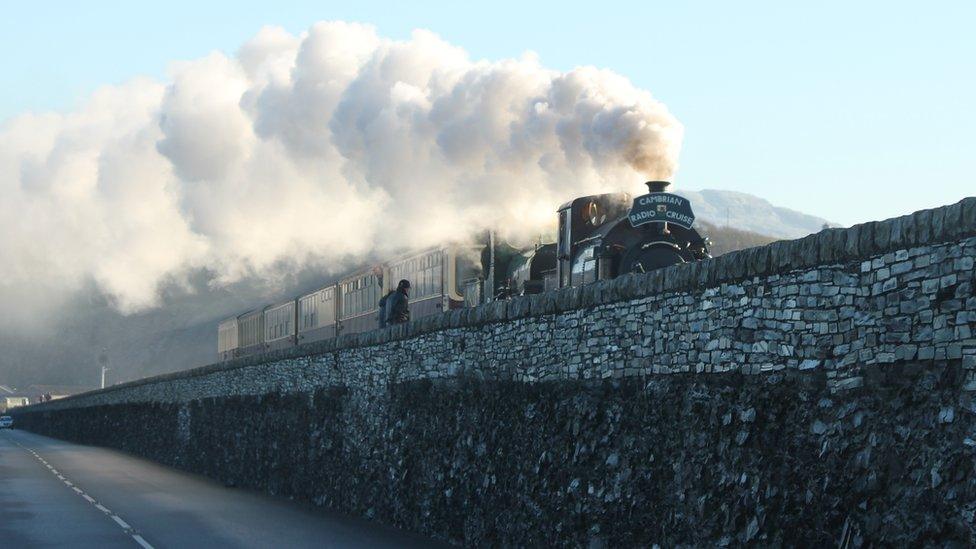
[485,230,495,303]
[98,350,109,389]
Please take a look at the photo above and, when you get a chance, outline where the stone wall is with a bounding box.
[16,364,976,546]
[13,197,976,545]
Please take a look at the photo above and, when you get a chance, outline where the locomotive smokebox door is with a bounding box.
[619,241,688,274]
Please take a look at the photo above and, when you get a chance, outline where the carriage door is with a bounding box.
[557,208,571,288]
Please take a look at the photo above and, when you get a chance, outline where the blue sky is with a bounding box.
[1,0,973,226]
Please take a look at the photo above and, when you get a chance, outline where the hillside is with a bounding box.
[678,189,835,239]
[697,221,780,256]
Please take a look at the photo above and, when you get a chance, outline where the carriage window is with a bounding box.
[302,294,316,328]
[433,262,442,293]
[389,251,443,299]
[341,275,382,317]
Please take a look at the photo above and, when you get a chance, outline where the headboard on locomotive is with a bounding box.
[555,180,709,289]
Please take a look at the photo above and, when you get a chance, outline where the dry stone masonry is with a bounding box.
[14,197,976,546]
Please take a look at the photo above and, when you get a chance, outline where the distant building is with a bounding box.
[1,396,30,412]
[0,385,28,411]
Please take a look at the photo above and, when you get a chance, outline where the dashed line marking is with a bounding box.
[5,433,155,549]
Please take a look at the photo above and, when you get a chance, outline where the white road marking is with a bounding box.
[5,433,155,549]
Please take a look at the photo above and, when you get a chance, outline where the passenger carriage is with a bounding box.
[236,309,266,356]
[337,266,385,336]
[264,299,298,351]
[297,284,339,344]
[217,317,239,361]
[385,245,481,322]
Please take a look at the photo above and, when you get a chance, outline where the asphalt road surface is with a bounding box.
[0,429,438,548]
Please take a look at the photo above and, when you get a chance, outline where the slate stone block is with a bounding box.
[943,202,963,240]
[874,220,892,252]
[888,216,906,250]
[813,230,831,265]
[555,287,580,313]
[915,209,933,245]
[844,224,861,258]
[962,197,976,235]
[859,222,878,257]
[614,273,641,302]
[580,282,601,308]
[930,206,946,243]
[749,246,771,277]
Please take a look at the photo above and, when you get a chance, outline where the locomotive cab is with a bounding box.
[556,193,633,287]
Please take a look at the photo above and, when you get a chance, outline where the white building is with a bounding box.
[0,385,31,412]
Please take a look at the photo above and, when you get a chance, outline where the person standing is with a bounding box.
[377,290,393,328]
[385,279,411,325]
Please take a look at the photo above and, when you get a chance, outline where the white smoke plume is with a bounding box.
[0,22,683,315]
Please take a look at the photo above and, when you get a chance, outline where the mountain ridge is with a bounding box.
[676,188,837,239]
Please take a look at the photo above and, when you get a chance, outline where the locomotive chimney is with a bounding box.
[645,180,670,193]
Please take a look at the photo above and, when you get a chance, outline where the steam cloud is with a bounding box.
[0,22,683,314]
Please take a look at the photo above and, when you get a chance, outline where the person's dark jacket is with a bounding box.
[385,289,410,324]
[377,291,393,328]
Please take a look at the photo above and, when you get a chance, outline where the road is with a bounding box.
[0,429,437,548]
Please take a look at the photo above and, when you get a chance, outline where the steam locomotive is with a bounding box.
[217,181,709,360]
